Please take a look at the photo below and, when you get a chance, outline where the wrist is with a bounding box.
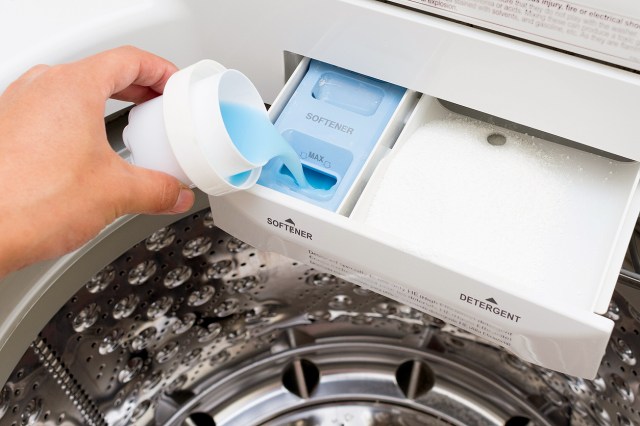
[0,212,38,278]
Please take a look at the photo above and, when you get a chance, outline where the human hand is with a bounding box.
[0,46,195,277]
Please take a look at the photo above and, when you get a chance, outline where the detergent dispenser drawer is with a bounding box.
[211,56,640,379]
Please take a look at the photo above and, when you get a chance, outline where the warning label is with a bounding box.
[390,0,640,69]
[307,250,513,347]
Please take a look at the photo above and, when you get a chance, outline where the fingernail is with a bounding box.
[170,188,195,213]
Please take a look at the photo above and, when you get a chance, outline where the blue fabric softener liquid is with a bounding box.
[219,102,308,188]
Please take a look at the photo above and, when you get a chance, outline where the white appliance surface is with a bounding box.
[1,0,640,383]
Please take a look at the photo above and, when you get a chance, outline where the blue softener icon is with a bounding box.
[258,60,406,211]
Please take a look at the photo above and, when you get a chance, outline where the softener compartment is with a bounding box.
[210,57,640,379]
[258,59,414,213]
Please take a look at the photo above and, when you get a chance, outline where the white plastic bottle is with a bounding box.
[122,60,267,196]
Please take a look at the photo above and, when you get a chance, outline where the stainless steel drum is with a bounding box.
[1,202,640,426]
[2,115,640,426]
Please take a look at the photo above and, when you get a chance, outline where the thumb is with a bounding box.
[116,164,195,215]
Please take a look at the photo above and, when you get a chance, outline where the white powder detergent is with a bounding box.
[360,117,639,307]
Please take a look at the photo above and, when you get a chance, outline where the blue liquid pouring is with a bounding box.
[220,102,308,187]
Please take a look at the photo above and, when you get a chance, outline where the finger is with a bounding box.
[111,84,162,104]
[75,45,178,101]
[115,163,195,215]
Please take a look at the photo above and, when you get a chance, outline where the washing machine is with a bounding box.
[1,1,640,425]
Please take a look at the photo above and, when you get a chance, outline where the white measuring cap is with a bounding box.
[122,60,266,196]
